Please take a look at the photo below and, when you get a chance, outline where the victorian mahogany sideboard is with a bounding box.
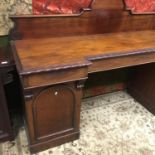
[12,30,155,153]
[9,0,155,153]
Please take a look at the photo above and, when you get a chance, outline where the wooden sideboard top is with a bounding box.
[12,30,155,75]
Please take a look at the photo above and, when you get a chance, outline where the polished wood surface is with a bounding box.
[10,0,155,40]
[13,30,155,74]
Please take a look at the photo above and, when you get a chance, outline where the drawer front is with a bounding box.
[22,67,88,90]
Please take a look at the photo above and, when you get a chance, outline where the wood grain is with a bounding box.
[10,0,155,40]
[13,30,155,75]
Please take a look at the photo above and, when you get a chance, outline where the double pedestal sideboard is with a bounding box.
[12,30,155,153]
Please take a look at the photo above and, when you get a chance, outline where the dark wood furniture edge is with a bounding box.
[10,41,24,73]
[20,62,91,76]
[87,47,155,61]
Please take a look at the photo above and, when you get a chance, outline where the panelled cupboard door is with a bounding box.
[34,86,76,140]
[25,83,81,143]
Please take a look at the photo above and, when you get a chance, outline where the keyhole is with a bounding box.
[55,91,58,96]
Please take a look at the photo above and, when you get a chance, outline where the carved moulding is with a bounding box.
[32,0,94,15]
[124,0,155,14]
